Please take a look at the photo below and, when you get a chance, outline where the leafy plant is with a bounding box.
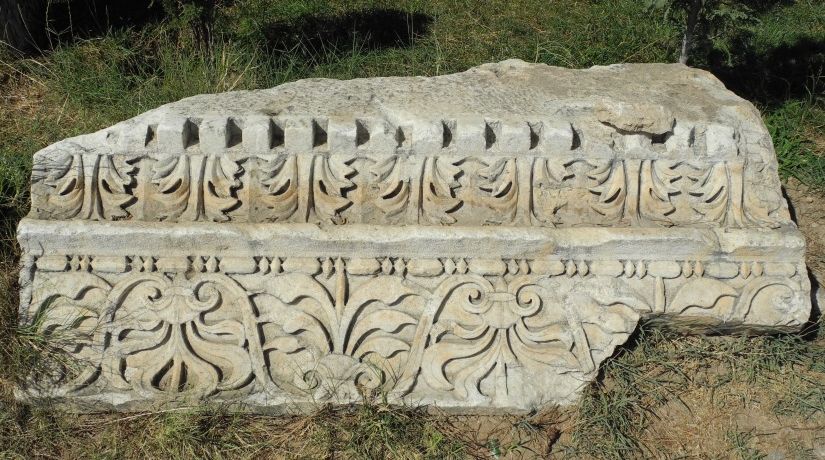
[645,0,758,64]
[152,0,223,45]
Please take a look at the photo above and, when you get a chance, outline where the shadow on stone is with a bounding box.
[781,185,821,341]
[804,267,823,341]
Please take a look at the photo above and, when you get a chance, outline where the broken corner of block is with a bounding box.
[17,60,811,413]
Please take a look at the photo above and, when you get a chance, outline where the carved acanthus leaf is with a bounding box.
[639,160,681,224]
[151,154,240,222]
[372,156,410,218]
[688,162,729,224]
[97,155,136,219]
[478,158,518,224]
[43,153,85,219]
[151,156,192,221]
[312,156,353,224]
[588,159,626,221]
[39,153,136,220]
[421,157,462,224]
[531,158,571,224]
[257,154,299,221]
[203,155,242,222]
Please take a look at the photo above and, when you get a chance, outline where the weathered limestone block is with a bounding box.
[17,60,811,413]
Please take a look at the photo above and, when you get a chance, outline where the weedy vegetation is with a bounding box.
[0,0,823,458]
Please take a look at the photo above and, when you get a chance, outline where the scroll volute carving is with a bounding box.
[101,273,263,398]
[421,275,640,407]
[28,272,112,393]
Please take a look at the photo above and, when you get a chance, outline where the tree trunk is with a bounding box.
[679,0,702,64]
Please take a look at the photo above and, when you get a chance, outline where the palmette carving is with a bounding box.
[255,260,427,399]
[22,252,807,410]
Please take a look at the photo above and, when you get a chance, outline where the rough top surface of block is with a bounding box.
[29,60,790,228]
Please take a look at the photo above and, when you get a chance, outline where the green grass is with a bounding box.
[1,0,825,458]
[0,398,469,458]
[767,98,825,188]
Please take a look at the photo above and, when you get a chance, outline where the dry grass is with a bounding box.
[0,1,824,458]
[556,325,825,459]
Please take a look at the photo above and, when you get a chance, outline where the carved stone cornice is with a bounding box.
[17,60,810,413]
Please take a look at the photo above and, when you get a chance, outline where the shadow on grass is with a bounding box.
[1,0,165,55]
[262,9,433,57]
[710,36,825,107]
